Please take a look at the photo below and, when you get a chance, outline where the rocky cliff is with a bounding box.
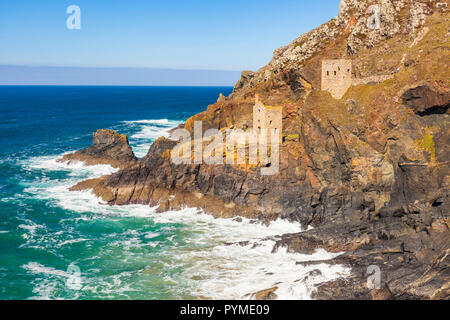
[66,0,449,299]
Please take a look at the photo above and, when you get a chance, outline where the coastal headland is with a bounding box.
[61,0,449,300]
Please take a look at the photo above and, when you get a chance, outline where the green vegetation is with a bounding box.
[414,126,437,166]
[283,134,300,142]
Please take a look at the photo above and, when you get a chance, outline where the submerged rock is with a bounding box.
[252,287,278,300]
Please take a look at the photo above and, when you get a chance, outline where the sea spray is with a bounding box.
[0,87,235,299]
[19,152,350,300]
[121,119,184,158]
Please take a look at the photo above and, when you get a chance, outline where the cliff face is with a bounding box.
[67,0,449,299]
[175,0,449,223]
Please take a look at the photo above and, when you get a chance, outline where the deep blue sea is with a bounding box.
[0,86,347,300]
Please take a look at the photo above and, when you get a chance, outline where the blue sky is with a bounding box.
[0,0,340,71]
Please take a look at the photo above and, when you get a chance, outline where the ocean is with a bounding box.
[0,86,349,300]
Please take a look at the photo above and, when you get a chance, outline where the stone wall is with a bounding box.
[322,59,394,98]
[352,74,394,86]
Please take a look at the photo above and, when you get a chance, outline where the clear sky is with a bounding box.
[0,0,341,71]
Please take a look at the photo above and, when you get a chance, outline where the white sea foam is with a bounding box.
[18,220,46,240]
[130,126,172,140]
[55,238,90,248]
[20,149,350,300]
[123,119,173,125]
[22,154,118,178]
[23,262,82,300]
[23,262,71,278]
[132,144,151,158]
[136,208,349,299]
[182,242,349,300]
[144,232,160,239]
[122,119,184,157]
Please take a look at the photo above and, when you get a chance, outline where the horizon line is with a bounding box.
[0,64,246,73]
[0,65,242,86]
[0,84,234,87]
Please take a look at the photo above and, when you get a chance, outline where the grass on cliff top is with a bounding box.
[304,90,350,127]
[344,11,449,109]
[295,11,449,159]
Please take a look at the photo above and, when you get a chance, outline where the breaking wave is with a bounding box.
[120,119,184,158]
[17,148,350,300]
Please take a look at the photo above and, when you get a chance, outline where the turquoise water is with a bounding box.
[0,86,348,300]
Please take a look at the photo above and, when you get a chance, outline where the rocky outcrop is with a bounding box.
[67,0,449,299]
[59,129,137,169]
[70,136,287,220]
[272,200,449,299]
[401,81,449,116]
[233,71,256,97]
[251,287,278,300]
[313,224,449,299]
[225,0,439,100]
